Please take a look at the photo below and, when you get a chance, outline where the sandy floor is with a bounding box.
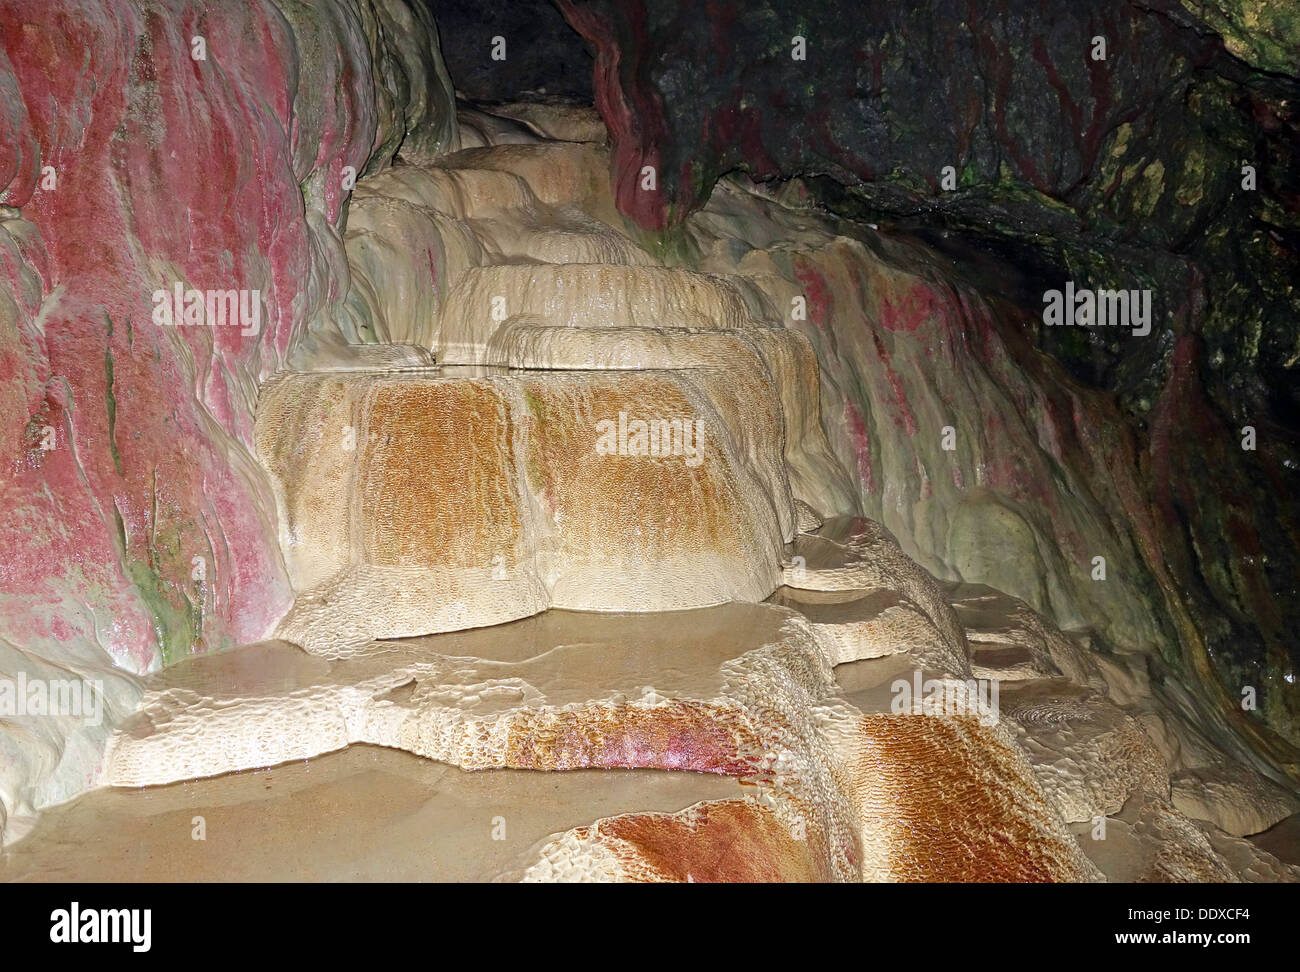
[1250,813,1300,867]
[0,745,743,882]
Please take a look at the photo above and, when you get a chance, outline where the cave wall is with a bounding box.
[0,0,456,834]
[3,0,1298,839]
[555,0,1300,757]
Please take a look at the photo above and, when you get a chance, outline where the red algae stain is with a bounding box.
[504,701,758,777]
[586,800,829,882]
[868,331,917,435]
[558,0,672,229]
[0,0,395,663]
[844,400,876,495]
[0,0,493,664]
[792,258,832,332]
[878,280,941,335]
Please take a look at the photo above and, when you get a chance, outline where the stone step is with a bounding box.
[437,264,755,363]
[342,144,654,349]
[466,206,656,266]
[354,163,538,219]
[438,143,619,215]
[103,603,827,786]
[947,582,1104,688]
[355,142,623,226]
[769,586,962,673]
[780,516,970,675]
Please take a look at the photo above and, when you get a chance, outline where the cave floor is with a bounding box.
[0,745,743,882]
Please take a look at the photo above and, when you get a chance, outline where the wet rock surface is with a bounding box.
[0,0,458,836]
[2,1,1297,883]
[556,0,1300,750]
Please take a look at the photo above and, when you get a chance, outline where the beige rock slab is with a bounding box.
[1171,762,1300,837]
[0,745,742,882]
[104,604,830,788]
[1069,789,1300,883]
[437,264,753,363]
[1002,679,1171,824]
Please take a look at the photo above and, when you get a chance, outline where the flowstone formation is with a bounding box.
[1,0,1298,884]
[554,0,1300,758]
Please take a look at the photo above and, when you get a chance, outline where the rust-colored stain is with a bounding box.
[583,800,830,882]
[518,374,747,556]
[361,381,521,568]
[854,714,1083,882]
[499,707,1087,882]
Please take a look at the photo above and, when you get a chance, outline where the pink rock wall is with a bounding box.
[0,0,453,672]
[0,0,455,832]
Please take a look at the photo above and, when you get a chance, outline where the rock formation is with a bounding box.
[557,0,1300,757]
[0,0,1296,884]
